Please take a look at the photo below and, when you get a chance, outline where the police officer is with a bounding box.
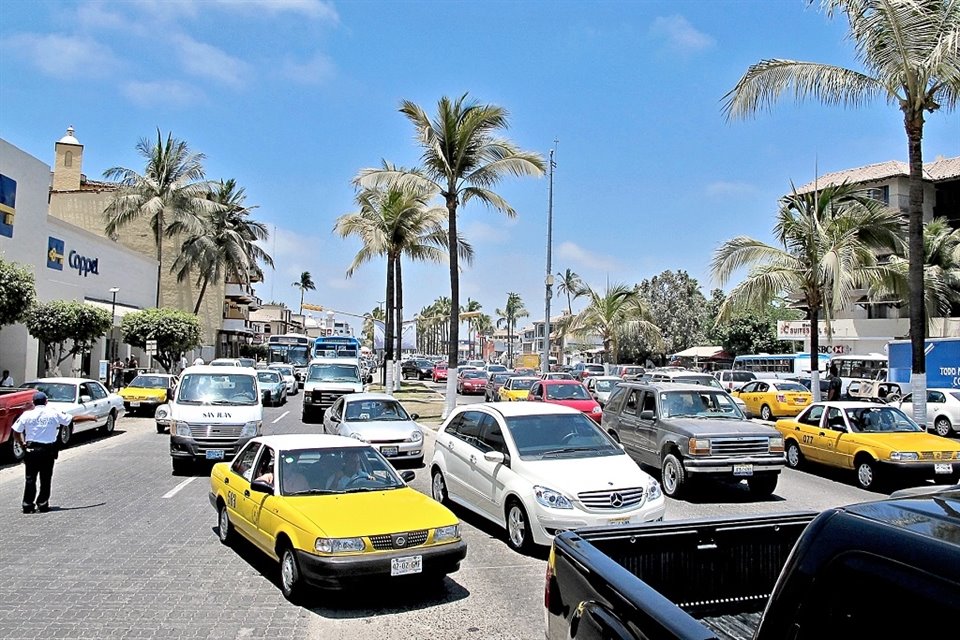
[12,392,96,514]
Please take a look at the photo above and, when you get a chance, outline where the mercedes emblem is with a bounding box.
[609,492,624,508]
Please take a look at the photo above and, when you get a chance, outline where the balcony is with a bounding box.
[225,282,255,303]
[222,318,252,334]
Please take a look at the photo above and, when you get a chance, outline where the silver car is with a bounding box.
[256,370,287,407]
[322,392,424,465]
[267,364,298,395]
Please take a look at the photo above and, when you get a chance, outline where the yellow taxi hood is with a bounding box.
[283,487,458,538]
[862,432,960,452]
[120,387,167,399]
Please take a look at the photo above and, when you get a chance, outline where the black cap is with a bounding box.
[32,391,48,405]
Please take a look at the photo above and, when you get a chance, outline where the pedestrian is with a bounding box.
[12,392,96,513]
[193,357,204,366]
[111,358,124,391]
[179,354,188,373]
[827,364,842,401]
[1,369,14,387]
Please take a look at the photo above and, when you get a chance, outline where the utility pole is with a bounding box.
[542,143,557,375]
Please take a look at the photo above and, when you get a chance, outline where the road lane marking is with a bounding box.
[272,411,289,424]
[162,476,197,498]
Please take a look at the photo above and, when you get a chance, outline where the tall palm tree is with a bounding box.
[292,272,316,316]
[169,179,273,314]
[496,292,529,368]
[103,130,212,306]
[556,268,585,315]
[711,183,904,399]
[474,313,495,362]
[722,0,960,398]
[569,283,661,366]
[356,94,545,414]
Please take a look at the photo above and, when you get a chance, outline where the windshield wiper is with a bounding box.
[348,486,399,492]
[284,489,338,496]
[540,447,599,457]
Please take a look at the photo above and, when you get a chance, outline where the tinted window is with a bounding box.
[605,385,628,412]
[232,443,261,481]
[641,391,656,414]
[457,412,484,446]
[545,384,590,400]
[929,391,946,403]
[799,405,824,426]
[480,416,508,455]
[623,389,640,415]
[773,382,808,392]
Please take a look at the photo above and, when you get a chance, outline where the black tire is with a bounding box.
[279,545,306,603]
[660,453,687,498]
[58,423,73,447]
[760,404,773,421]
[431,469,449,505]
[172,457,193,476]
[748,474,778,497]
[101,411,116,435]
[785,440,803,469]
[855,457,881,491]
[217,503,235,545]
[8,437,25,462]
[934,416,953,438]
[505,499,533,553]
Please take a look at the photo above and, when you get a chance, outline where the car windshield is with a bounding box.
[257,372,281,383]
[546,384,590,400]
[505,413,622,460]
[344,399,410,422]
[177,374,258,405]
[22,382,76,403]
[674,375,724,390]
[492,374,512,384]
[270,366,294,376]
[773,382,808,392]
[585,365,605,372]
[509,378,536,390]
[845,407,923,433]
[594,380,618,392]
[660,390,743,418]
[210,361,238,367]
[308,364,360,382]
[463,371,485,379]
[280,446,404,495]
[129,376,169,389]
[545,373,574,380]
[487,366,507,373]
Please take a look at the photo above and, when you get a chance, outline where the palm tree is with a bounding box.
[362,305,385,348]
[556,268,585,315]
[356,94,545,414]
[292,272,316,316]
[496,292,529,368]
[711,183,904,399]
[723,0,960,398]
[103,130,212,306]
[474,313,495,362]
[169,179,273,314]
[568,283,661,366]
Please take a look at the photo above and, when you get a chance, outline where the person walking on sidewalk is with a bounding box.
[1,369,14,387]
[12,392,96,514]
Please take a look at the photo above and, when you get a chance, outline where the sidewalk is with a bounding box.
[368,381,446,427]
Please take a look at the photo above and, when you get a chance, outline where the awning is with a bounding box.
[671,346,726,359]
[83,299,144,325]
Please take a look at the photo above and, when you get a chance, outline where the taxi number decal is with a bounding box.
[802,435,814,444]
[227,491,237,509]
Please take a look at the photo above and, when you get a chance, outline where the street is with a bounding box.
[1,389,887,640]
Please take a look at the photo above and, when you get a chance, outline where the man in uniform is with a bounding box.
[12,392,96,513]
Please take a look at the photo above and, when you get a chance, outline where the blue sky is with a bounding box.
[2,0,958,329]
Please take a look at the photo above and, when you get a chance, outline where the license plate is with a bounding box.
[205,449,225,460]
[733,463,754,477]
[608,517,631,525]
[130,402,140,407]
[935,463,953,474]
[794,398,805,404]
[381,446,399,457]
[390,555,422,576]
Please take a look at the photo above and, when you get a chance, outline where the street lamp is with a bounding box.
[542,145,556,375]
[109,287,120,360]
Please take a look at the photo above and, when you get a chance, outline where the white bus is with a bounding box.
[829,353,888,396]
[266,334,313,386]
[732,352,830,377]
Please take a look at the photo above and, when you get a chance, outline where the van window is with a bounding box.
[178,373,258,405]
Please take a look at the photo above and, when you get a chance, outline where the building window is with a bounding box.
[64,151,73,167]
[864,185,889,205]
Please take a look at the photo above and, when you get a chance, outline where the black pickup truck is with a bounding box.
[546,487,960,640]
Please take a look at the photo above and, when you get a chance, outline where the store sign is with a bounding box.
[47,237,65,270]
[777,320,835,341]
[46,236,100,276]
[68,249,99,277]
[0,174,16,238]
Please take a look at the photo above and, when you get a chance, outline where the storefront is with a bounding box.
[0,138,158,385]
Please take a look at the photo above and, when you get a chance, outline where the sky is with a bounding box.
[2,0,958,331]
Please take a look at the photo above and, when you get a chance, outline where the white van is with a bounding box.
[166,365,263,475]
[302,357,365,423]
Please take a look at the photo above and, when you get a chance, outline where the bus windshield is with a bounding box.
[268,345,310,367]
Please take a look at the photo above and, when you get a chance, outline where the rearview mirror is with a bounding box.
[80,395,92,404]
[400,470,415,483]
[483,451,505,464]
[640,410,656,420]
[250,480,274,495]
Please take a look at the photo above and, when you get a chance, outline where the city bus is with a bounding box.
[829,353,888,396]
[266,334,313,386]
[312,335,362,359]
[732,352,830,377]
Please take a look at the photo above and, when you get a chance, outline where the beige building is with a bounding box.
[249,303,300,344]
[46,127,262,358]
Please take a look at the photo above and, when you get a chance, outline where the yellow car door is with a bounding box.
[243,446,277,552]
[225,444,261,537]
[794,405,827,462]
[741,381,763,417]
[820,407,849,467]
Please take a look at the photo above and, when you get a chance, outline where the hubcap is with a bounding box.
[936,420,951,437]
[858,463,873,488]
[788,445,799,466]
[663,461,677,493]
[762,407,771,420]
[219,508,229,540]
[12,439,25,459]
[281,552,295,590]
[432,474,444,501]
[508,506,525,547]
[106,415,115,432]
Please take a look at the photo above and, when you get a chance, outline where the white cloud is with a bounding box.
[649,15,714,54]
[461,221,510,245]
[4,33,120,79]
[173,34,251,88]
[706,181,759,197]
[557,242,619,271]
[214,0,339,22]
[121,80,205,108]
[281,52,336,85]
[74,1,137,32]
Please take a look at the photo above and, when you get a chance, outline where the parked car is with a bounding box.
[540,372,574,381]
[616,365,646,380]
[572,363,606,381]
[118,373,177,416]
[256,369,288,407]
[268,364,299,395]
[714,369,757,391]
[899,388,960,437]
[601,382,785,498]
[777,401,960,490]
[21,378,124,446]
[401,359,434,380]
[432,362,448,382]
[731,379,812,421]
[498,376,538,402]
[583,375,622,407]
[546,486,960,640]
[0,388,34,461]
[210,434,466,600]
[430,403,665,553]
[528,379,603,423]
[457,369,487,395]
[484,372,514,402]
[322,393,424,465]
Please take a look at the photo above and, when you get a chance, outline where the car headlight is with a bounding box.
[647,480,663,501]
[314,537,365,554]
[688,438,711,455]
[409,429,423,443]
[769,436,784,453]
[350,432,368,442]
[534,485,573,509]
[890,451,919,461]
[240,421,261,438]
[175,421,190,437]
[155,407,168,419]
[433,524,460,542]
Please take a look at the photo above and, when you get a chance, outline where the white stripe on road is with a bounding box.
[272,411,289,424]
[162,476,197,499]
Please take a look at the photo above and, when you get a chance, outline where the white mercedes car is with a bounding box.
[899,388,960,437]
[430,403,665,553]
[322,393,424,465]
[21,377,125,446]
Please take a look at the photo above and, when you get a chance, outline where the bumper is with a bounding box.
[170,434,253,461]
[529,498,667,547]
[294,540,467,589]
[460,385,485,394]
[370,441,423,461]
[771,403,810,417]
[684,455,785,475]
[879,460,958,478]
[123,399,163,411]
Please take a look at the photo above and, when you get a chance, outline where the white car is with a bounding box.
[21,378,124,446]
[899,389,960,437]
[430,403,665,553]
[715,370,757,392]
[584,375,623,406]
[267,364,298,395]
[322,393,424,465]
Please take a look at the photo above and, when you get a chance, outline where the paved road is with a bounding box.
[0,388,891,640]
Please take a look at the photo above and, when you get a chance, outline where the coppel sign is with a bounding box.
[46,236,100,277]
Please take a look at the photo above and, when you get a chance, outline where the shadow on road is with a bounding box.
[677,479,789,505]
[444,502,549,561]
[0,429,127,470]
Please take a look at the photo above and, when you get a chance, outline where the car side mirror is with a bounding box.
[410,413,420,421]
[166,388,174,402]
[366,375,374,384]
[640,410,656,420]
[483,451,505,464]
[400,470,415,483]
[250,480,274,495]
[80,395,92,404]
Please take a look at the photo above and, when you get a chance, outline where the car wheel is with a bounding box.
[505,499,533,553]
[786,440,803,469]
[661,453,687,498]
[101,411,116,435]
[279,545,306,603]
[58,423,72,447]
[9,437,25,462]
[760,404,773,421]
[747,475,778,497]
[431,469,449,505]
[934,416,953,438]
[217,503,235,545]
[171,458,192,476]
[855,457,880,491]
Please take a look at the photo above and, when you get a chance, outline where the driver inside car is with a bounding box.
[327,450,373,490]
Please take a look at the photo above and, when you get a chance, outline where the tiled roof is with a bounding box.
[926,156,960,181]
[794,155,959,193]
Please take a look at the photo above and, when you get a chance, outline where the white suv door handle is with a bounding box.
[469,455,477,464]
[447,441,455,451]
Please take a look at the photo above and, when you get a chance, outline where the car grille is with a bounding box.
[187,423,244,439]
[710,437,770,457]
[919,451,956,460]
[370,438,407,444]
[368,530,429,551]
[578,487,645,510]
[308,390,352,409]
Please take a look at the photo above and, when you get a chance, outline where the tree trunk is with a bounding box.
[444,195,459,417]
[299,288,304,316]
[904,110,927,423]
[395,257,403,391]
[193,276,210,315]
[155,214,164,308]
[809,305,821,402]
[384,252,395,366]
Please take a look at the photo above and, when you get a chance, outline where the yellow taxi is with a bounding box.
[732,379,812,421]
[118,373,177,418]
[209,434,466,600]
[498,376,538,402]
[777,401,960,491]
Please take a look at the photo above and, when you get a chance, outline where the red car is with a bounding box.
[527,379,603,423]
[433,362,448,382]
[457,369,487,395]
